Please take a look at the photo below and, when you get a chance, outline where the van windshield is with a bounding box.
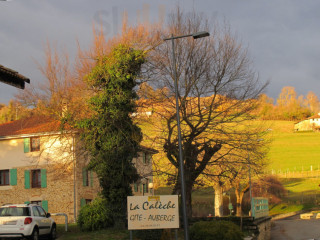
[0,207,31,217]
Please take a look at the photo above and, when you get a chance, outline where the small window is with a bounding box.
[83,168,89,186]
[31,170,41,188]
[0,170,9,186]
[30,137,40,152]
[142,153,152,164]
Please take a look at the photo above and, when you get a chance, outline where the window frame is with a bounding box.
[0,170,10,186]
[83,168,89,187]
[30,137,40,152]
[31,169,41,188]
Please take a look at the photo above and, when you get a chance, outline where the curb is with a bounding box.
[271,210,307,221]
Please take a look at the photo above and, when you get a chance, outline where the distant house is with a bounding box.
[0,65,30,89]
[0,116,155,223]
[294,113,320,131]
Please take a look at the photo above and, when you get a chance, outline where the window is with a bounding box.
[83,168,89,186]
[0,170,9,186]
[80,199,92,208]
[30,137,40,152]
[32,206,40,216]
[142,152,152,164]
[36,206,46,217]
[31,170,41,188]
[82,168,93,187]
[0,207,30,216]
[25,169,46,189]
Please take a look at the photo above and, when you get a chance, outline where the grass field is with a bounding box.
[56,224,184,240]
[266,120,320,173]
[151,120,320,216]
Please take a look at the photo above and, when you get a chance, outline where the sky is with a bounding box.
[1,0,320,104]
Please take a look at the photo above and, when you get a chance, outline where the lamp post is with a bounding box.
[164,31,209,240]
[247,138,263,218]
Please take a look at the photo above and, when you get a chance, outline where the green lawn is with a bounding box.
[266,120,320,172]
[57,225,129,240]
[57,224,183,240]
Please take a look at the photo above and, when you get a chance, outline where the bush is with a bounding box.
[134,229,163,240]
[189,221,243,240]
[77,197,113,231]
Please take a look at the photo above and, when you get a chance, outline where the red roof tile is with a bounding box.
[0,116,62,137]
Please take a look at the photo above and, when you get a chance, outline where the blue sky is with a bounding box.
[1,0,320,104]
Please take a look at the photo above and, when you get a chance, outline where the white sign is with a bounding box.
[127,195,179,230]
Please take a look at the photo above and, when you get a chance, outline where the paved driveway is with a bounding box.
[271,215,320,240]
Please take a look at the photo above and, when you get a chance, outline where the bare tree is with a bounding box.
[141,9,268,217]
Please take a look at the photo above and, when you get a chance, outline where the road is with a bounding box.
[271,215,320,240]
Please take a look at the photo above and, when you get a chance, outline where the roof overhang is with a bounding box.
[0,130,76,140]
[0,65,30,89]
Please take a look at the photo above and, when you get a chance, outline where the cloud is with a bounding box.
[1,0,320,103]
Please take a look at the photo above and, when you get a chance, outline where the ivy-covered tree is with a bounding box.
[78,44,146,228]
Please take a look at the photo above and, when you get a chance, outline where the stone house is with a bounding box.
[0,116,155,223]
[294,113,320,131]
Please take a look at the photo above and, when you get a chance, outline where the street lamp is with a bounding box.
[248,138,263,218]
[164,31,210,240]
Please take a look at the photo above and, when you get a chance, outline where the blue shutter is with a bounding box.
[10,169,17,186]
[24,170,30,189]
[80,199,86,208]
[24,138,30,153]
[42,200,48,212]
[90,171,94,187]
[41,169,47,188]
[82,168,88,186]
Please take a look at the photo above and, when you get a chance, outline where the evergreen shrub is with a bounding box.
[77,197,113,231]
[189,220,243,240]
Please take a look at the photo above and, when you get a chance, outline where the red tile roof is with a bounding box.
[0,116,62,137]
[308,113,320,120]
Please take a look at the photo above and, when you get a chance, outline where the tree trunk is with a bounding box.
[235,189,244,217]
[234,183,248,217]
[185,183,193,219]
[172,175,193,219]
[214,184,223,217]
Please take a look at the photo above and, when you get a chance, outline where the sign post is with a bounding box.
[127,195,179,239]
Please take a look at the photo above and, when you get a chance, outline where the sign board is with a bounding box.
[127,195,179,230]
[252,197,269,219]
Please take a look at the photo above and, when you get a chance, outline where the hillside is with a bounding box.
[266,120,320,173]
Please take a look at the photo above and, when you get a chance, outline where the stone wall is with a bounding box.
[254,217,271,240]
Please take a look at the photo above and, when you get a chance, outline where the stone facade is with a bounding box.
[0,133,154,224]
